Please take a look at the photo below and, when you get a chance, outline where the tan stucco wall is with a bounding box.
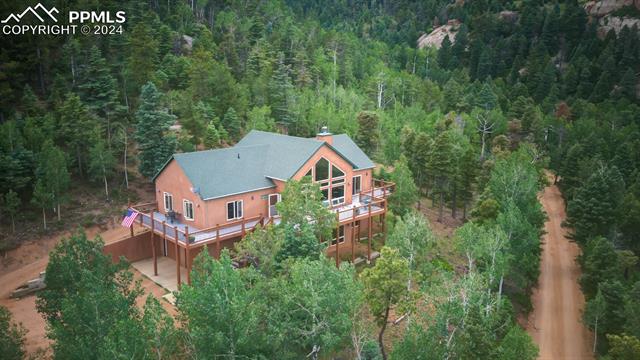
[155,159,277,228]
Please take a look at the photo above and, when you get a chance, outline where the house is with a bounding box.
[126,128,393,289]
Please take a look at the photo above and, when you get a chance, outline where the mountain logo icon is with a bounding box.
[1,3,59,23]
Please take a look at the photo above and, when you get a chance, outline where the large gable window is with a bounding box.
[332,165,344,178]
[315,158,329,181]
[226,200,243,221]
[311,157,347,206]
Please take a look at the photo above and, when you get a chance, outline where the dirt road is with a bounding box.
[0,224,173,356]
[527,181,593,359]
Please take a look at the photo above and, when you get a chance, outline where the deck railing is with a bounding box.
[129,178,393,245]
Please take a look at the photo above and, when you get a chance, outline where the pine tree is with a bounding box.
[577,67,594,99]
[222,107,242,141]
[389,155,419,217]
[135,82,176,178]
[476,47,493,80]
[534,62,556,102]
[57,93,98,177]
[269,53,293,128]
[591,68,614,102]
[450,24,468,68]
[428,131,454,222]
[355,111,380,157]
[438,36,452,69]
[620,68,637,101]
[128,22,158,93]
[78,46,124,146]
[567,165,625,243]
[184,101,214,145]
[456,145,478,219]
[203,120,222,149]
[412,132,432,195]
[2,190,20,233]
[476,83,497,110]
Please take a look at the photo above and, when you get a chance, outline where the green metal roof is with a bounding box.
[156,130,375,200]
[331,134,376,170]
[172,145,275,200]
[237,131,325,180]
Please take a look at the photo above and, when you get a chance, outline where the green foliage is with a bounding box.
[276,223,326,263]
[277,177,336,241]
[234,224,283,278]
[87,135,116,199]
[178,250,272,358]
[355,111,380,157]
[31,140,70,225]
[387,211,434,288]
[135,82,176,178]
[37,229,174,359]
[2,189,20,232]
[270,257,362,357]
[0,306,26,360]
[389,155,418,217]
[361,247,412,359]
[567,165,625,243]
[495,325,539,360]
[606,334,640,360]
[56,93,97,176]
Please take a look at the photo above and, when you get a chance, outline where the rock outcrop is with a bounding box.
[417,19,461,49]
[597,15,640,37]
[584,0,640,16]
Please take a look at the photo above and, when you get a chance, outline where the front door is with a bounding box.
[269,194,281,218]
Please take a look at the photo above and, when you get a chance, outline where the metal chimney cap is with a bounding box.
[318,126,331,135]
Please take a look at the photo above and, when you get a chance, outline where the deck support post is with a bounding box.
[241,217,246,238]
[351,210,356,263]
[335,213,340,268]
[215,226,220,259]
[185,226,191,285]
[150,213,157,276]
[174,227,181,290]
[162,221,166,258]
[367,203,372,263]
[128,203,134,237]
[382,200,387,245]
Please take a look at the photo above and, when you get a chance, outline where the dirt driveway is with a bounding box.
[0,224,173,356]
[526,181,593,359]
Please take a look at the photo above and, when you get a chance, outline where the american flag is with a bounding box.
[121,209,138,228]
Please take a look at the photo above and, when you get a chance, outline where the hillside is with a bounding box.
[0,0,639,358]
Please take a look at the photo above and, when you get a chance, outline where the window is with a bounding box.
[331,184,345,205]
[332,165,345,178]
[183,200,194,221]
[352,175,361,195]
[163,192,173,212]
[321,188,329,206]
[315,158,329,181]
[332,225,345,245]
[304,169,312,178]
[226,200,243,221]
